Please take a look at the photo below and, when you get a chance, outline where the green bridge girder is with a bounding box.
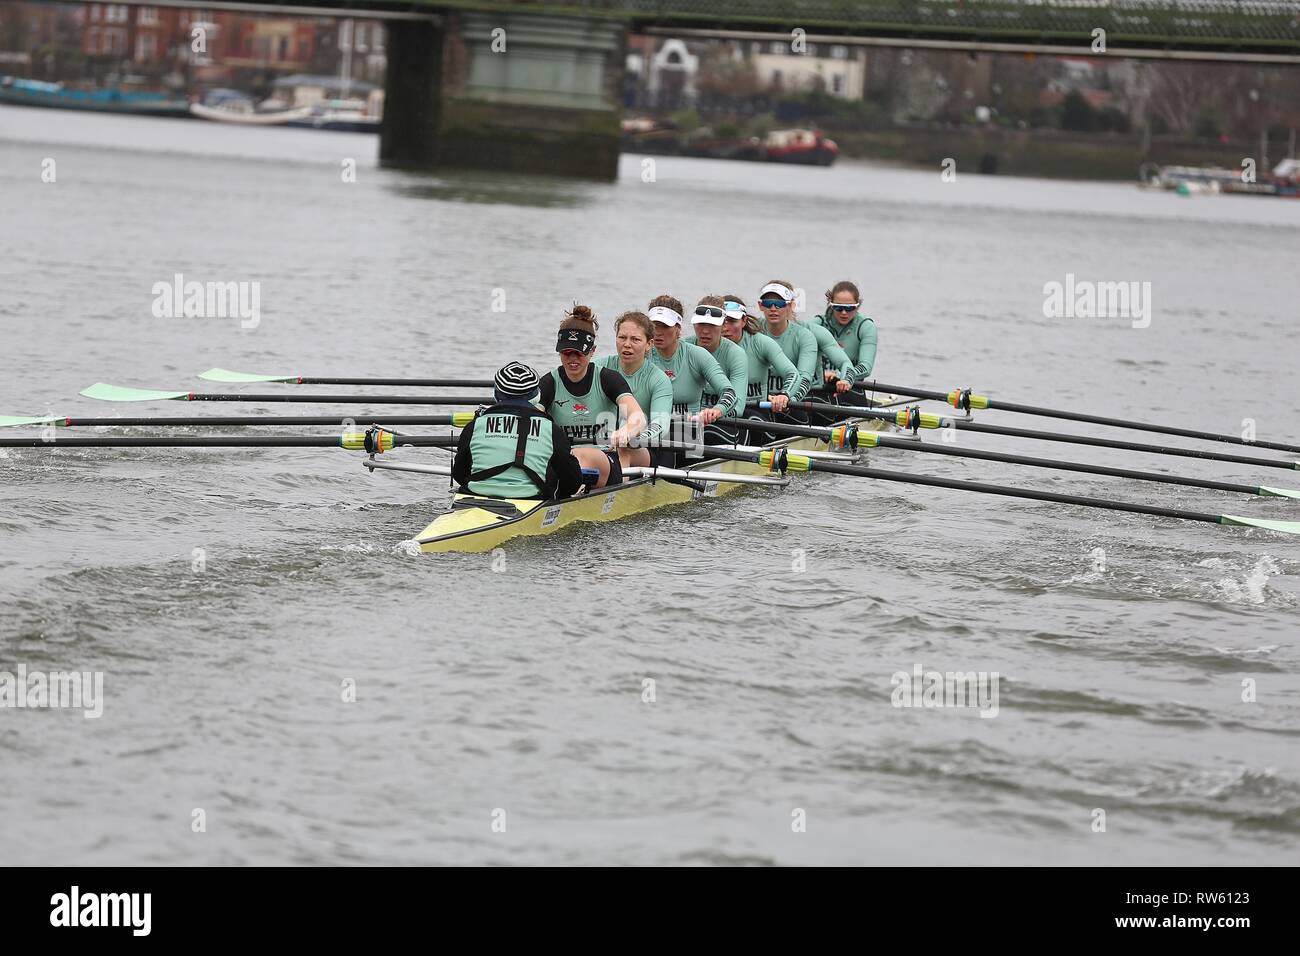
[337,0,1300,57]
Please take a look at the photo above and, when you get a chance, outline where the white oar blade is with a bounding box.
[0,415,58,429]
[1221,515,1300,536]
[80,383,188,402]
[1259,486,1300,500]
[199,368,294,383]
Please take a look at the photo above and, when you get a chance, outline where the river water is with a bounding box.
[1,104,1298,865]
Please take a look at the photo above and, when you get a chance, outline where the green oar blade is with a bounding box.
[1259,486,1300,500]
[80,383,190,402]
[1219,515,1300,535]
[0,415,59,428]
[198,368,295,383]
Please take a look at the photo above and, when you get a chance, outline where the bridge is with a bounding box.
[122,0,1300,61]
[223,0,1300,60]
[101,1,1300,178]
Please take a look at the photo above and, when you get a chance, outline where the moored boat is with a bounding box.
[189,101,315,125]
[1138,159,1300,198]
[764,128,838,166]
[285,99,380,132]
[0,75,190,117]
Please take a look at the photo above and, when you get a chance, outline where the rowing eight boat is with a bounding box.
[7,371,1299,546]
[407,407,903,554]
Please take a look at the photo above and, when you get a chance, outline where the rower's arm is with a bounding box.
[721,344,749,416]
[548,421,584,498]
[646,369,674,442]
[598,368,643,435]
[618,392,646,435]
[791,325,820,401]
[853,319,878,380]
[817,329,855,381]
[758,335,803,400]
[450,416,476,487]
[693,344,737,414]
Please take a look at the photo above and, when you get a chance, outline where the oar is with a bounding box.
[622,466,788,486]
[199,367,493,388]
[779,454,1300,538]
[362,458,790,487]
[0,413,476,429]
[850,378,1300,454]
[626,438,854,463]
[0,433,456,450]
[757,402,1300,472]
[847,429,1300,500]
[79,383,490,405]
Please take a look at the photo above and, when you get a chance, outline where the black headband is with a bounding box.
[556,328,596,354]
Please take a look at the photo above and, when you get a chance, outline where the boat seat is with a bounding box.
[450,496,529,519]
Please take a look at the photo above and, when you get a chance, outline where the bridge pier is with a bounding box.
[379,18,443,167]
[381,13,624,181]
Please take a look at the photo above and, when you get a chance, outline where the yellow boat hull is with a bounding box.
[415,415,893,553]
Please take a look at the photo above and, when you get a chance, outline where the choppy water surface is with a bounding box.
[1,104,1298,865]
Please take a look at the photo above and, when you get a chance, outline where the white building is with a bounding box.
[749,40,866,100]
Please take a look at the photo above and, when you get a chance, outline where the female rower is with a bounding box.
[596,310,673,468]
[683,295,748,446]
[755,280,821,424]
[645,294,736,462]
[815,279,878,387]
[719,294,805,445]
[538,305,644,488]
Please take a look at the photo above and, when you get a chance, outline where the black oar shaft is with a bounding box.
[955,419,1297,471]
[870,435,1268,497]
[0,435,457,448]
[33,415,464,427]
[293,377,491,387]
[854,379,1300,454]
[627,439,765,465]
[720,415,845,440]
[790,400,1300,472]
[181,393,487,405]
[807,459,1225,526]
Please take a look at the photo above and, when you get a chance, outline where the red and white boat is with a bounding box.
[764,128,838,166]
